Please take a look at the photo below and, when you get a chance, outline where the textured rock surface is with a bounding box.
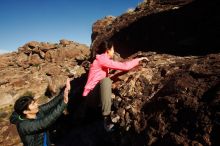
[0,107,22,146]
[0,40,90,108]
[109,52,220,146]
[91,0,220,58]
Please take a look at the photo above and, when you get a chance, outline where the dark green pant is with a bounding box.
[86,77,112,116]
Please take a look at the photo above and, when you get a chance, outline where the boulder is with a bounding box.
[0,93,13,108]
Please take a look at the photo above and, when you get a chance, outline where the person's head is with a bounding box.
[97,40,114,58]
[14,96,39,118]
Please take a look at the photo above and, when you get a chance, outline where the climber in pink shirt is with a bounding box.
[82,40,148,131]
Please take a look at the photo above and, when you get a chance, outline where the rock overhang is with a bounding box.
[91,0,220,58]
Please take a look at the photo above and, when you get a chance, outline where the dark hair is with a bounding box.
[14,96,34,116]
[96,40,113,55]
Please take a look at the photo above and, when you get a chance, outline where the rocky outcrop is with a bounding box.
[0,107,22,146]
[0,39,89,109]
[109,52,220,146]
[91,0,220,58]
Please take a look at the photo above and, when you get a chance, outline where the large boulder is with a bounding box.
[91,0,220,58]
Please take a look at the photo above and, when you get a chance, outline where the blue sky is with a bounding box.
[0,0,142,54]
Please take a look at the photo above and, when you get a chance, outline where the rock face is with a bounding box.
[91,0,220,58]
[0,39,90,108]
[109,52,220,146]
[0,107,22,146]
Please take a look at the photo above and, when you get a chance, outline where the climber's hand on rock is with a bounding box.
[138,57,149,62]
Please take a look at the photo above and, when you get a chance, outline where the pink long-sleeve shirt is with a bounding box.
[82,53,139,96]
